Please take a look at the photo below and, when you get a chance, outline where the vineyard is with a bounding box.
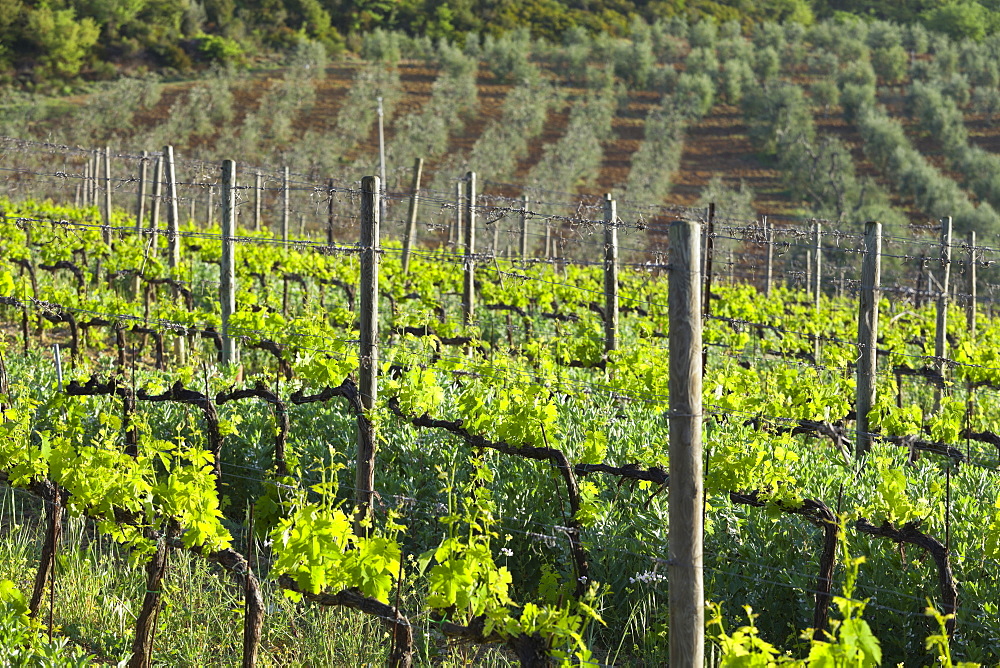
[9,17,1000,235]
[0,132,996,667]
[1,16,1000,668]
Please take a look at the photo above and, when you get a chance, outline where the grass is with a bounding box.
[0,486,527,666]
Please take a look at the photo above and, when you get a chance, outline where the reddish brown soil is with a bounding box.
[117,62,1000,219]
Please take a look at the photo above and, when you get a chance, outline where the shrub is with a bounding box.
[197,33,245,67]
[689,19,717,48]
[903,23,930,54]
[685,46,719,79]
[743,83,813,154]
[697,175,755,221]
[482,28,534,83]
[721,58,754,104]
[360,28,401,64]
[752,46,780,83]
[27,5,99,80]
[872,45,908,84]
[922,1,991,42]
[939,72,971,107]
[624,104,685,206]
[675,71,715,119]
[973,86,1000,124]
[649,19,684,61]
[866,20,903,50]
[810,78,840,114]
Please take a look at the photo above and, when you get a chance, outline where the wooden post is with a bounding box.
[856,221,882,458]
[453,180,463,247]
[921,255,932,308]
[604,194,618,355]
[189,193,196,225]
[520,195,528,259]
[967,231,976,338]
[90,151,99,206]
[102,146,112,244]
[805,251,812,293]
[254,171,262,233]
[150,156,162,250]
[814,220,822,362]
[401,157,424,274]
[462,172,476,324]
[668,219,704,667]
[82,158,91,207]
[356,175,380,530]
[764,215,773,296]
[164,146,184,363]
[544,221,552,259]
[281,166,290,242]
[207,186,214,228]
[164,146,180,267]
[220,160,239,366]
[813,220,822,310]
[326,179,336,245]
[934,216,952,412]
[702,203,715,375]
[135,151,148,230]
[376,97,387,224]
[703,203,715,316]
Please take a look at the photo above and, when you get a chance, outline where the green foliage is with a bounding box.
[0,580,92,666]
[921,1,996,42]
[709,539,882,667]
[196,32,246,67]
[697,175,755,220]
[271,500,402,600]
[26,4,100,80]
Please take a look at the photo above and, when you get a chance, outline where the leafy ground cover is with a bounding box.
[0,193,996,665]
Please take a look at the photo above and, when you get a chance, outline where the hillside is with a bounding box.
[5,19,1000,248]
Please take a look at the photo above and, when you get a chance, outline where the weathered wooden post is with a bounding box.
[377,98,387,224]
[453,180,463,247]
[814,220,822,362]
[102,146,112,244]
[805,251,812,293]
[82,157,91,207]
[356,175,380,533]
[254,171,262,233]
[150,156,162,249]
[668,218,704,667]
[463,172,476,323]
[703,203,715,316]
[135,151,148,231]
[520,195,529,259]
[967,230,977,338]
[764,215,773,296]
[934,217,952,412]
[813,220,822,310]
[220,160,239,366]
[164,146,182,363]
[326,179,336,245]
[207,186,214,228]
[856,221,882,458]
[281,166,290,242]
[604,194,618,355]
[164,145,180,267]
[401,157,424,274]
